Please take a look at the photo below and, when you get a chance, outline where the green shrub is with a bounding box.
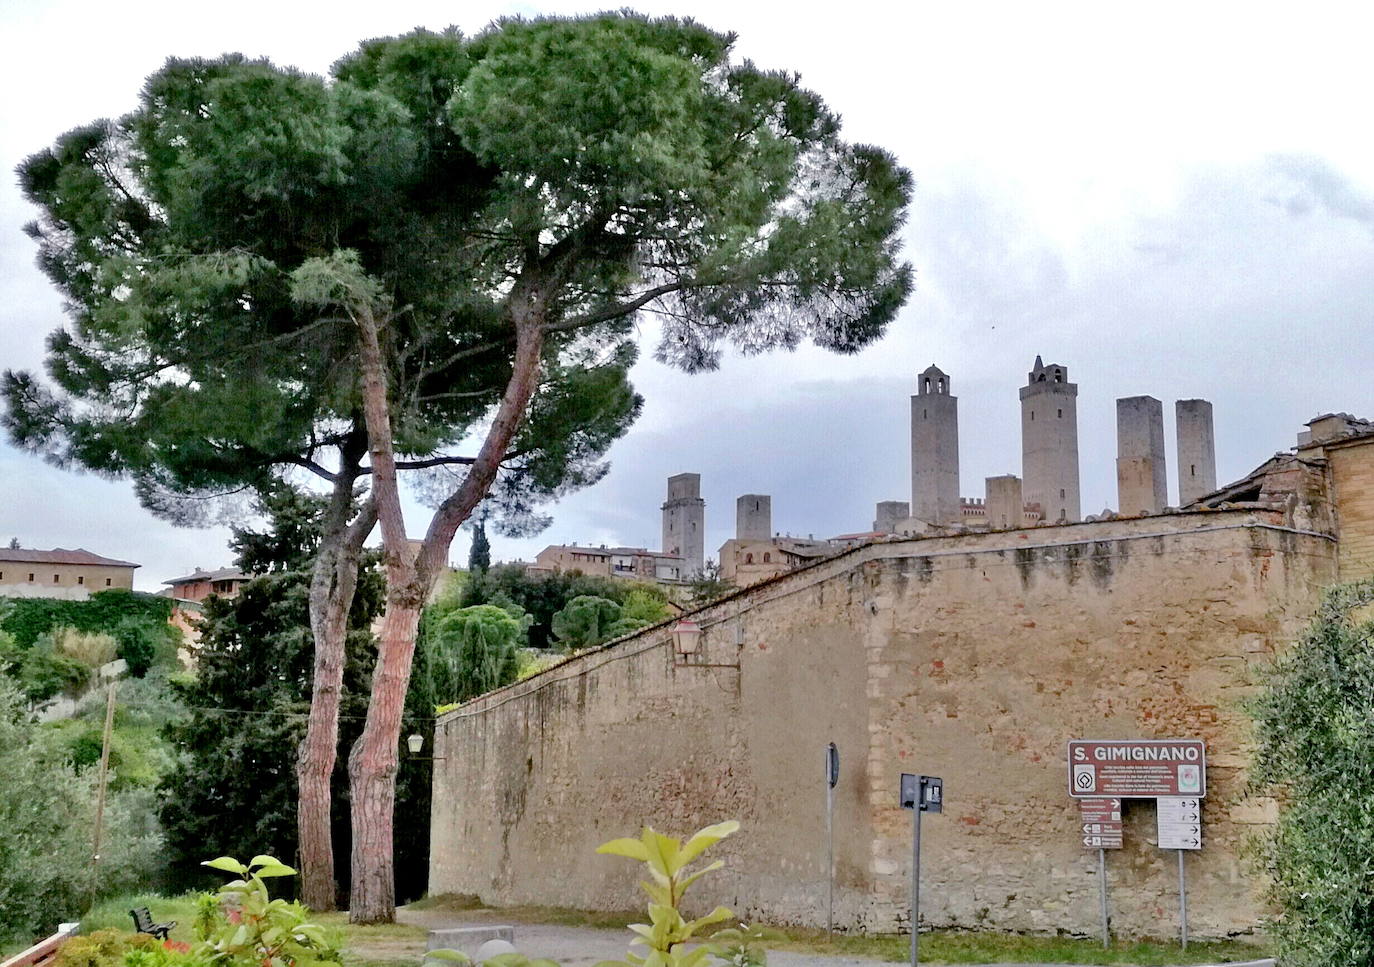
[1251,577,1374,965]
[18,643,89,702]
[0,592,172,649]
[51,929,155,967]
[51,627,118,670]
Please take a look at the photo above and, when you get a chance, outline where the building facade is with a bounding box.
[0,547,138,600]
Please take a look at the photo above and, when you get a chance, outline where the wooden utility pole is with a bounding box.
[89,681,117,908]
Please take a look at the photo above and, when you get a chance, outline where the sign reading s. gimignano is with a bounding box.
[1067,739,1206,799]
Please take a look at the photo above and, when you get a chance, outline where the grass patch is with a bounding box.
[766,925,1269,964]
[316,911,426,967]
[404,894,485,913]
[81,893,201,943]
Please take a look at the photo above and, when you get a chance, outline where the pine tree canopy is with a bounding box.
[5,13,911,529]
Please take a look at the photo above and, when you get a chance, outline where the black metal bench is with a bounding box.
[129,907,176,940]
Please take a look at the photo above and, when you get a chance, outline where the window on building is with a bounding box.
[28,573,35,582]
[1057,408,1062,418]
[745,553,753,564]
[1030,411,1035,421]
[53,574,60,583]
[763,552,771,563]
[105,578,112,587]
[78,576,84,585]
[1190,464,1196,477]
[1060,488,1066,499]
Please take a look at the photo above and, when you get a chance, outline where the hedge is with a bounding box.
[0,590,173,648]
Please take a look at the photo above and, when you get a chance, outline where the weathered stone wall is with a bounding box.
[1330,437,1374,579]
[431,510,1335,939]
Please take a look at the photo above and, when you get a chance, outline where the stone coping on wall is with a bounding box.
[437,507,1335,727]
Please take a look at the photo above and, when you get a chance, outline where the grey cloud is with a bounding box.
[1266,153,1374,230]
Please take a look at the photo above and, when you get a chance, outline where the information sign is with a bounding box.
[1157,797,1202,850]
[1068,739,1206,798]
[1079,797,1122,849]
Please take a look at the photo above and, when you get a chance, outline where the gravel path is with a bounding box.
[395,907,1273,967]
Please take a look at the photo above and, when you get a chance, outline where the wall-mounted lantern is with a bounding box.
[671,619,702,658]
[406,733,424,755]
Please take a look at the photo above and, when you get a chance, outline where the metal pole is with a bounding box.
[1097,848,1109,948]
[826,777,835,936]
[910,804,922,967]
[89,682,117,908]
[1177,849,1188,949]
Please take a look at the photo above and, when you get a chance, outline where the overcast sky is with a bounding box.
[3,0,1373,589]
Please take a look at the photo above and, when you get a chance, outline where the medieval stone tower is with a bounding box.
[662,473,705,576]
[1176,399,1218,505]
[736,494,772,541]
[911,365,960,525]
[1117,396,1167,514]
[1019,356,1081,523]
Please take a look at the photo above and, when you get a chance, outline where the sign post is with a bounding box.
[1157,797,1201,948]
[826,743,839,935]
[1068,741,1205,952]
[1079,797,1120,947]
[900,773,942,967]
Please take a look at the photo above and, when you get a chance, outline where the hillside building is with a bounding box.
[0,547,138,600]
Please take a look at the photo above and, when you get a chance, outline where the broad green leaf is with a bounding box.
[249,854,284,868]
[597,837,651,861]
[677,821,739,867]
[639,880,670,905]
[202,856,248,875]
[254,862,297,877]
[675,860,723,895]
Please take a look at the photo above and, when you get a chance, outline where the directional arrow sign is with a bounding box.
[1158,797,1202,850]
[1078,798,1122,849]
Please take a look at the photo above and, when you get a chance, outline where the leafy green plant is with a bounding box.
[551,597,622,653]
[51,929,156,967]
[703,925,780,967]
[1250,577,1374,966]
[194,855,341,967]
[594,821,740,967]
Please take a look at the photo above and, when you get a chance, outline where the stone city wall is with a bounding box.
[430,510,1336,939]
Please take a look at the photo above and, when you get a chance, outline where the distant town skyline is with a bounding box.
[3,0,1372,589]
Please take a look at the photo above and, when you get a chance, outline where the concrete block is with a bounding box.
[426,926,516,955]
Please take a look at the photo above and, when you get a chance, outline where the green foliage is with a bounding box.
[420,605,522,705]
[229,485,338,575]
[52,626,118,669]
[594,821,740,967]
[463,565,668,651]
[192,856,341,967]
[51,929,156,967]
[686,561,733,608]
[8,12,909,541]
[0,592,173,649]
[467,519,491,574]
[551,596,623,653]
[15,640,89,702]
[113,619,182,678]
[1250,577,1374,965]
[157,570,429,903]
[0,681,165,944]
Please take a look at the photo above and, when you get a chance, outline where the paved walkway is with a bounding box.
[396,907,1273,967]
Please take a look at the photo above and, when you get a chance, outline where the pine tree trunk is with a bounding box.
[298,454,374,912]
[346,597,421,923]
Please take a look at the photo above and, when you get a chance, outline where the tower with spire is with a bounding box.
[1019,356,1081,523]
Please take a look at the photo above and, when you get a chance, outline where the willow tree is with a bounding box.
[9,13,913,922]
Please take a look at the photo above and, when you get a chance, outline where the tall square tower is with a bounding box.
[1019,356,1081,523]
[662,473,705,577]
[911,365,960,525]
